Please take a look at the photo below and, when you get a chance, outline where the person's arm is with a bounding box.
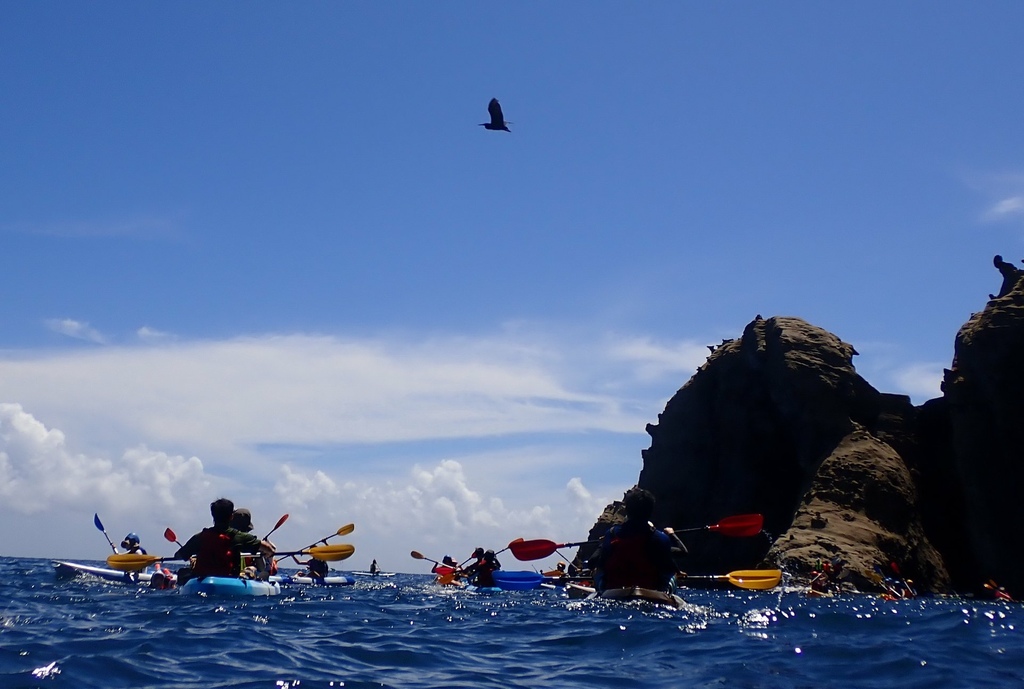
[663,527,687,554]
[174,532,203,561]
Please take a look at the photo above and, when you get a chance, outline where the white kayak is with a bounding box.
[271,573,356,586]
[352,571,395,578]
[53,560,175,587]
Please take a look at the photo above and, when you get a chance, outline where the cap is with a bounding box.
[230,508,254,532]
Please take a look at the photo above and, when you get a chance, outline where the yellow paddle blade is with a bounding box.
[305,544,355,562]
[727,569,782,590]
[337,523,355,537]
[106,553,164,571]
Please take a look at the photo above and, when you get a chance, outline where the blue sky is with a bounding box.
[3,3,1024,572]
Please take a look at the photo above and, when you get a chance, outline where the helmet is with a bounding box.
[122,533,140,547]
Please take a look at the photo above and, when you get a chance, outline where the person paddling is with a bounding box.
[174,498,275,583]
[292,554,330,580]
[591,487,681,594]
[230,507,278,578]
[465,549,501,587]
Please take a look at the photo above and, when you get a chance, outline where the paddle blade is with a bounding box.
[106,553,163,572]
[93,513,105,532]
[337,523,355,537]
[726,569,781,590]
[410,551,426,560]
[508,539,559,561]
[708,514,763,538]
[163,528,177,543]
[305,544,355,562]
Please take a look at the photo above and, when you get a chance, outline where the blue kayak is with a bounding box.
[491,570,544,591]
[180,576,281,596]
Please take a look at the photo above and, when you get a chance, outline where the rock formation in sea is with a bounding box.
[582,263,1024,596]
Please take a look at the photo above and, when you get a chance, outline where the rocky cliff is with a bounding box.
[585,271,1024,596]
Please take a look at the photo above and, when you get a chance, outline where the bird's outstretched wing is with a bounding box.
[488,98,505,126]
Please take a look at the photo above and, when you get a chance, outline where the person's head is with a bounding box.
[121,533,140,549]
[483,549,496,563]
[472,547,485,558]
[210,498,235,526]
[442,555,455,566]
[622,487,656,522]
[556,562,566,572]
[230,508,254,532]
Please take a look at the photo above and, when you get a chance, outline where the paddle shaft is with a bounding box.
[93,513,118,554]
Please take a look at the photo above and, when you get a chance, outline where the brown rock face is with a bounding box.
[941,288,1024,594]
[619,316,950,591]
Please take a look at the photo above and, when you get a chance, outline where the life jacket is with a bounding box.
[192,528,241,578]
[600,524,665,591]
[473,560,499,587]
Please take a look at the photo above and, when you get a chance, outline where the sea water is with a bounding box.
[1,557,1021,689]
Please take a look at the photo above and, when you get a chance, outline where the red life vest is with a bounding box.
[601,526,663,590]
[192,528,241,578]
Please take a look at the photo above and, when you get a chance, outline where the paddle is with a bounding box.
[410,550,441,566]
[263,513,289,540]
[276,524,356,563]
[509,514,766,562]
[411,551,462,585]
[673,513,764,538]
[680,569,782,590]
[163,528,184,548]
[107,544,356,572]
[93,513,118,554]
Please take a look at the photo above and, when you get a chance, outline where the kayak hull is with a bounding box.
[599,586,685,608]
[54,560,156,585]
[181,576,281,596]
[491,570,545,591]
[271,574,355,586]
[567,583,684,608]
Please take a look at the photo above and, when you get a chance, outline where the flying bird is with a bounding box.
[479,98,511,132]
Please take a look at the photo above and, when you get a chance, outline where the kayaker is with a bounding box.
[369,559,379,574]
[174,498,276,581]
[230,507,278,577]
[292,554,330,580]
[465,549,501,587]
[120,533,146,555]
[431,555,458,577]
[591,487,679,594]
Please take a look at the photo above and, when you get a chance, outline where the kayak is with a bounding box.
[180,576,281,596]
[53,560,173,586]
[271,574,355,586]
[567,583,684,609]
[491,570,544,591]
[352,571,395,577]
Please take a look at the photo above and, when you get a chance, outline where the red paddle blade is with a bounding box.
[707,513,763,537]
[163,528,177,543]
[508,539,560,561]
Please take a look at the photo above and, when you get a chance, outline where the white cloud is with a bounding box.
[892,363,944,402]
[605,336,709,382]
[271,458,608,570]
[137,326,174,342]
[983,196,1024,221]
[44,318,106,344]
[0,403,209,515]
